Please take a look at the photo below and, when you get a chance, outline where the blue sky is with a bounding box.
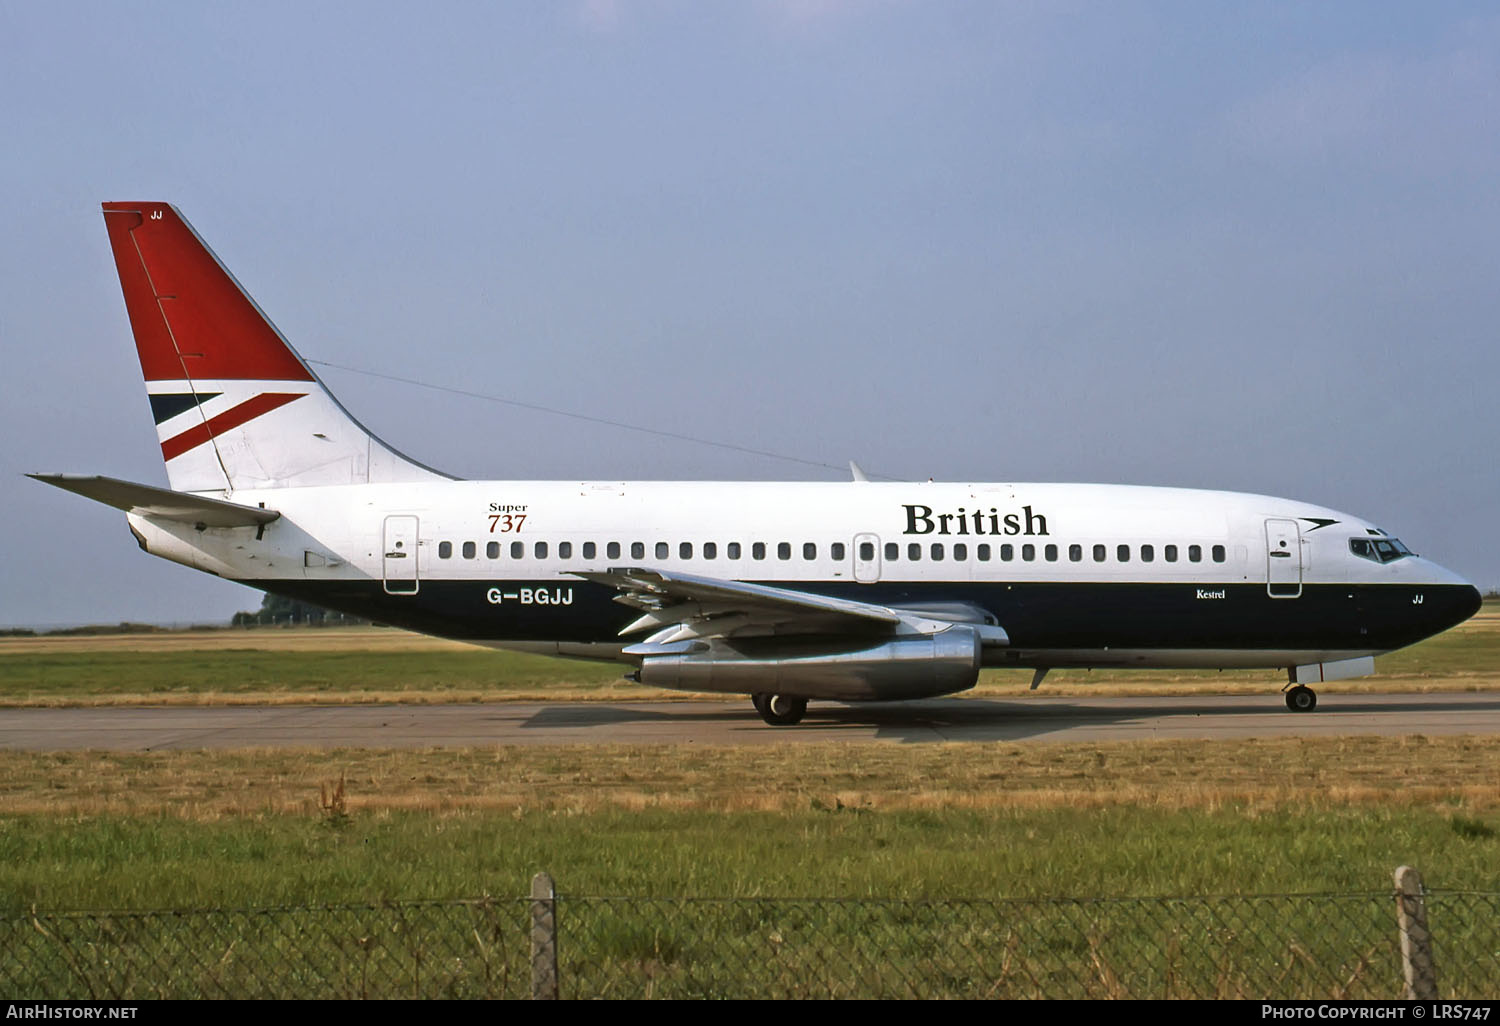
[2,2,1497,625]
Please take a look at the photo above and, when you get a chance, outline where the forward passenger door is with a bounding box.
[1265,518,1303,598]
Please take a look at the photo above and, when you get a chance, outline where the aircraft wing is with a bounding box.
[27,474,281,528]
[573,567,1008,649]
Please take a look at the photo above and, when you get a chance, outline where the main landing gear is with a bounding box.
[1284,684,1318,712]
[751,693,808,726]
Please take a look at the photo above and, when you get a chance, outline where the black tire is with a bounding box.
[759,694,808,726]
[1285,685,1317,712]
[750,693,770,717]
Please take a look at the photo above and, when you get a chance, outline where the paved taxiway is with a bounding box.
[2,693,1498,750]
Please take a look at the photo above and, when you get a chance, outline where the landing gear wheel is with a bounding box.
[756,694,808,726]
[1285,685,1317,712]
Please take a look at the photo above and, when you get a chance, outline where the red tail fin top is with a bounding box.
[101,203,314,383]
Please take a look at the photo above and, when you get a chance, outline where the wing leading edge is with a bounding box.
[572,567,1009,651]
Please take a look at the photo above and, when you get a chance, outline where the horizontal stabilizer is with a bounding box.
[27,474,280,527]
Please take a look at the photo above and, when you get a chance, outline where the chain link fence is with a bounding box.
[2,871,1495,999]
[3,899,528,1000]
[1427,890,1500,997]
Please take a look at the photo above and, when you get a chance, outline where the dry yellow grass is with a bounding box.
[5,734,1498,820]
[0,626,469,655]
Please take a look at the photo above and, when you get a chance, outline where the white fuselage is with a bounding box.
[126,479,1479,672]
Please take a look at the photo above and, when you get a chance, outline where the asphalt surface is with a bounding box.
[3,692,1499,750]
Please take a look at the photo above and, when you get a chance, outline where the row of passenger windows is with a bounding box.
[434,539,1228,564]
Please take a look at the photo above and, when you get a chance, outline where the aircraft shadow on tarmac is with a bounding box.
[519,693,1500,743]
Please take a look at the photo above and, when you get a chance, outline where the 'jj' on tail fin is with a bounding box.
[101,203,448,492]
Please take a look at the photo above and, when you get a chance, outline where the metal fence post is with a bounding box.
[531,872,559,1000]
[1395,865,1437,1000]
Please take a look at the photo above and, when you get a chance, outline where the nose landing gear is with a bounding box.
[1284,684,1318,712]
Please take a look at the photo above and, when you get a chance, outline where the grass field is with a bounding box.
[2,608,1499,917]
[2,605,1497,706]
[3,735,1500,910]
[7,803,1500,914]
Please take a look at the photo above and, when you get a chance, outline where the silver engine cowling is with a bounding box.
[636,625,982,702]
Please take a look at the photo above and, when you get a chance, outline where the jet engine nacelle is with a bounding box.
[638,626,982,702]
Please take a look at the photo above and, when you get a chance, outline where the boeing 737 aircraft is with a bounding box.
[30,203,1483,724]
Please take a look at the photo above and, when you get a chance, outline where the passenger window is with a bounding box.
[534,541,548,559]
[1117,544,1130,563]
[438,541,452,559]
[1189,545,1202,563]
[778,542,791,560]
[1022,544,1035,561]
[704,542,717,559]
[680,542,693,560]
[908,543,921,561]
[583,542,596,559]
[728,542,742,560]
[511,541,524,559]
[1141,544,1154,563]
[1001,544,1014,561]
[803,543,816,560]
[462,541,476,559]
[1044,544,1058,562]
[833,543,847,561]
[631,542,645,559]
[656,542,669,560]
[931,543,944,561]
[978,544,991,561]
[487,541,500,559]
[953,543,967,560]
[1165,545,1178,562]
[1212,544,1226,563]
[607,542,621,559]
[1093,544,1106,562]
[558,542,572,559]
[753,542,766,560]
[885,542,899,561]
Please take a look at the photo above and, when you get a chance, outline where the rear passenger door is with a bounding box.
[383,515,420,594]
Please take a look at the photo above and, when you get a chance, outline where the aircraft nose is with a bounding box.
[1432,576,1482,632]
[1416,561,1483,632]
[1460,584,1483,622]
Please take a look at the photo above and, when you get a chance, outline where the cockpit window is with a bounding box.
[1375,538,1413,561]
[1350,537,1415,563]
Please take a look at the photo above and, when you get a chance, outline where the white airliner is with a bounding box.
[31,203,1482,724]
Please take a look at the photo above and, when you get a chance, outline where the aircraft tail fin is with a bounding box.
[100,203,449,492]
